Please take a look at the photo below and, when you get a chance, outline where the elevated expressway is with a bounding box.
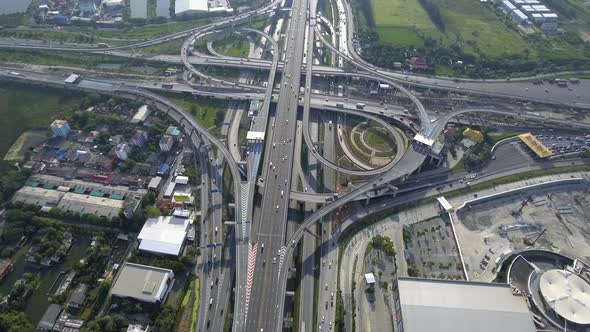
[245,0,311,329]
[3,2,590,326]
[2,27,589,108]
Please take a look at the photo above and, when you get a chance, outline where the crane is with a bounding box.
[511,195,532,216]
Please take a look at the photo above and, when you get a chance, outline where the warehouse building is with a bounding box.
[511,9,529,25]
[57,192,124,218]
[138,216,190,256]
[394,277,536,332]
[111,263,175,303]
[13,186,62,206]
[13,176,146,218]
[130,105,150,124]
[501,0,516,11]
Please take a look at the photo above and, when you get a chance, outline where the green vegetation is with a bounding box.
[212,32,251,58]
[0,163,31,206]
[0,83,82,157]
[83,314,129,332]
[154,304,178,331]
[141,38,184,54]
[161,91,229,129]
[451,159,465,172]
[488,131,520,144]
[353,0,590,77]
[0,48,168,75]
[0,29,118,45]
[334,290,345,331]
[365,129,394,151]
[0,312,35,332]
[367,235,396,257]
[127,251,193,273]
[90,18,211,40]
[191,278,200,332]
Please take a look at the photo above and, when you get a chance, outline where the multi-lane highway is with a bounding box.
[3,0,590,328]
[246,0,310,329]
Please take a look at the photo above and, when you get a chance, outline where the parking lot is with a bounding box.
[402,215,464,280]
[534,133,590,155]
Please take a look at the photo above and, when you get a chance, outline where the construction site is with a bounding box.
[453,184,590,281]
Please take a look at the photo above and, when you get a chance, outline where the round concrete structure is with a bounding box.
[540,269,590,325]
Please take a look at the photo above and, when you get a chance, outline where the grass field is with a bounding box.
[90,18,212,40]
[369,0,527,57]
[0,48,168,76]
[191,278,200,332]
[0,84,82,158]
[161,92,229,129]
[365,129,392,149]
[212,33,251,58]
[3,130,47,161]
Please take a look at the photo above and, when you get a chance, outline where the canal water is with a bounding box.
[0,0,32,15]
[0,236,90,326]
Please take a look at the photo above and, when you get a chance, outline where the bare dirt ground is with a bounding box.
[455,187,590,280]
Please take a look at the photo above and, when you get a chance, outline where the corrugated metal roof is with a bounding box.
[138,216,190,256]
[111,263,173,303]
[109,194,125,200]
[398,277,536,332]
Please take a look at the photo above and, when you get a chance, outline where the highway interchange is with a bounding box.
[1,0,590,330]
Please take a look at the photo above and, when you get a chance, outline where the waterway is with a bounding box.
[0,236,90,326]
[0,0,32,15]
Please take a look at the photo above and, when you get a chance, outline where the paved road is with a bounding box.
[317,111,339,332]
[247,0,310,329]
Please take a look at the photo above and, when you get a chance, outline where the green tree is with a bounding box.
[154,305,178,331]
[145,205,161,218]
[0,312,35,332]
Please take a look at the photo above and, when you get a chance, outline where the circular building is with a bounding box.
[540,269,590,325]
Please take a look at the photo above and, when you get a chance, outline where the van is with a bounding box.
[215,227,218,234]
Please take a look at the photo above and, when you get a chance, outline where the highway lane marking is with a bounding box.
[256,233,285,237]
[244,242,258,320]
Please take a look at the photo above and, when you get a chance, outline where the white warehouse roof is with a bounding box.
[175,0,208,14]
[174,175,189,185]
[138,216,190,256]
[502,0,516,9]
[131,105,150,124]
[514,9,528,20]
[398,277,536,332]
